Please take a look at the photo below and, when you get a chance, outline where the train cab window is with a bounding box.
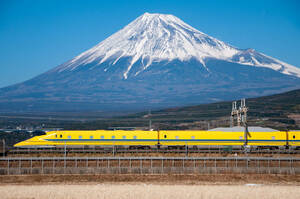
[32,130,46,136]
[101,136,104,139]
[175,136,179,139]
[272,136,275,140]
[191,136,195,139]
[293,135,296,139]
[122,136,126,139]
[60,134,62,138]
[112,135,115,139]
[68,136,71,139]
[164,135,167,138]
[133,136,137,139]
[90,136,94,139]
[79,136,82,139]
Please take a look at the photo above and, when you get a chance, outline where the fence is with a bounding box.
[0,156,299,175]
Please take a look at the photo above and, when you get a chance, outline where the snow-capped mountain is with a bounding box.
[55,12,300,79]
[0,13,300,112]
[230,48,300,77]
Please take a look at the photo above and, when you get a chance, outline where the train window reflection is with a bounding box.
[191,136,195,139]
[133,136,137,139]
[68,136,71,139]
[79,136,82,139]
[90,136,93,139]
[175,136,179,139]
[123,136,126,139]
[101,136,104,139]
[112,136,115,139]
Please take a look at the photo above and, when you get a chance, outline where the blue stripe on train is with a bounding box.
[45,139,298,142]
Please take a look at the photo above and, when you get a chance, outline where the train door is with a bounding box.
[157,130,160,148]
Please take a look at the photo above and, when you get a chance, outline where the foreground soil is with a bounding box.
[0,174,299,185]
[0,184,300,199]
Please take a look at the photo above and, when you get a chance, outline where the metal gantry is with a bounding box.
[231,99,248,127]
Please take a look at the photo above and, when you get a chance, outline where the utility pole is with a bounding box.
[231,98,250,151]
[240,99,250,148]
[64,141,67,158]
[2,139,5,157]
[231,101,238,127]
[240,98,248,125]
[64,141,67,171]
[149,110,152,130]
[231,99,248,127]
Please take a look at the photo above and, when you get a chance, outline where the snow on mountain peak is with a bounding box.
[230,48,300,77]
[58,12,238,78]
[56,12,300,79]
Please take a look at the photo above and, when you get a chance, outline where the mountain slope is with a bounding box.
[74,88,300,131]
[0,12,300,112]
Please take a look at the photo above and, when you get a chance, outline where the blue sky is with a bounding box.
[0,0,299,88]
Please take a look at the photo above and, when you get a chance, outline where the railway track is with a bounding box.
[5,147,300,157]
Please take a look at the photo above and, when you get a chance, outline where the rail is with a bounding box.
[1,156,300,161]
[5,146,300,157]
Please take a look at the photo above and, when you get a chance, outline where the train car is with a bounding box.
[211,127,288,148]
[159,127,288,149]
[14,130,158,148]
[247,128,287,149]
[159,130,244,147]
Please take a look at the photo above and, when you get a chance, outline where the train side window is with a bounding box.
[293,135,296,139]
[191,136,195,139]
[101,136,104,139]
[175,136,179,139]
[68,136,71,139]
[79,136,82,139]
[239,136,243,139]
[133,136,137,139]
[90,136,93,139]
[271,136,275,140]
[60,134,62,138]
[55,135,57,138]
[112,135,115,139]
[164,135,167,138]
[123,136,126,139]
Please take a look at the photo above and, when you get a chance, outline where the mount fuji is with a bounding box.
[1,13,300,112]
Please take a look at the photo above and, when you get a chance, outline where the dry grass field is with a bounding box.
[0,184,300,199]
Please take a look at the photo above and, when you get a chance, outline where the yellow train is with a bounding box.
[14,126,300,149]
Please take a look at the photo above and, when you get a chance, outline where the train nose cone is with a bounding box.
[14,141,25,147]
